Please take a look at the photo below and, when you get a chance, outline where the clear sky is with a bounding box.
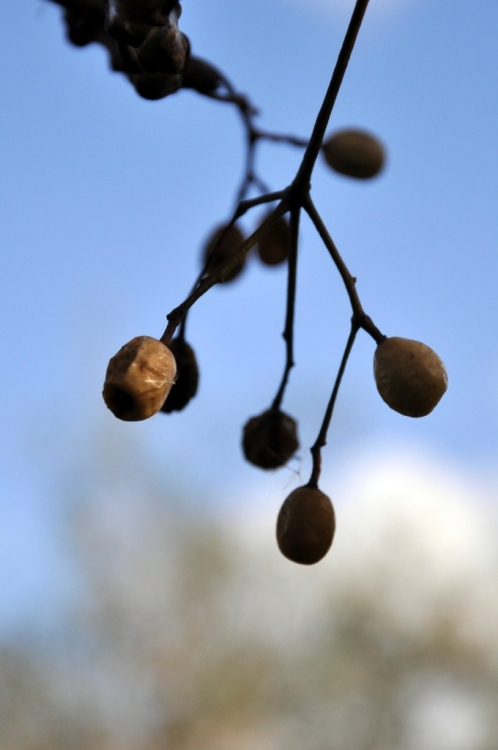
[1,0,498,630]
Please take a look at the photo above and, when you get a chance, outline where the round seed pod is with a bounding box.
[103,336,176,421]
[202,223,246,283]
[257,215,291,266]
[130,71,182,100]
[111,0,168,24]
[105,11,151,46]
[112,42,143,74]
[277,486,335,565]
[242,409,299,469]
[137,25,190,74]
[64,3,107,47]
[374,336,448,418]
[161,338,199,413]
[322,129,385,179]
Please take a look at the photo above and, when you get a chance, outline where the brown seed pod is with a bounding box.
[374,336,448,418]
[160,338,199,413]
[202,223,246,283]
[276,486,335,565]
[242,409,299,470]
[111,0,172,24]
[136,25,190,74]
[105,12,151,46]
[64,2,107,48]
[130,71,182,100]
[256,214,291,266]
[322,128,385,179]
[103,336,177,421]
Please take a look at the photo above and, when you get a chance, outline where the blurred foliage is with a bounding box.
[2,436,498,750]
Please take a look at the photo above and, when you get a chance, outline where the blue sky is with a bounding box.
[1,0,498,630]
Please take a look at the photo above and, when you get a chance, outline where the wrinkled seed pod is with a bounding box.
[111,0,166,23]
[322,129,385,179]
[105,11,151,46]
[137,25,189,74]
[277,486,335,565]
[103,336,177,421]
[242,409,299,469]
[257,214,291,266]
[64,4,107,47]
[202,224,246,283]
[114,42,143,74]
[374,336,448,418]
[161,338,199,413]
[130,71,182,99]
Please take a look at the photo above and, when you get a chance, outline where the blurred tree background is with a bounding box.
[1,428,498,750]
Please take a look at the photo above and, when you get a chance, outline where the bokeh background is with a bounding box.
[1,0,498,747]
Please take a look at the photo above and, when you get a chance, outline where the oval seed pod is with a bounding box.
[256,214,291,266]
[103,336,176,421]
[64,5,106,48]
[277,486,335,565]
[110,0,168,24]
[202,223,246,283]
[136,25,189,74]
[374,336,448,418]
[322,129,385,179]
[130,71,182,100]
[105,11,151,46]
[113,42,143,75]
[160,338,199,413]
[242,409,299,470]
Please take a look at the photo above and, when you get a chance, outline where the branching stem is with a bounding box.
[161,199,289,345]
[294,0,371,191]
[303,195,385,344]
[162,0,384,454]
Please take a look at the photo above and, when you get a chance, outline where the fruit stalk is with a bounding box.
[309,320,359,488]
[272,204,300,411]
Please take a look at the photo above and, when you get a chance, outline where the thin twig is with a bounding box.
[294,0,371,191]
[308,320,359,488]
[271,206,301,409]
[303,194,385,344]
[174,190,287,345]
[272,204,300,411]
[161,200,289,344]
[255,130,309,149]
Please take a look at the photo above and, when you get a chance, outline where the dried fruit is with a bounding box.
[111,0,174,25]
[161,338,199,413]
[130,71,182,100]
[106,12,151,46]
[322,128,385,179]
[136,25,190,75]
[374,336,448,417]
[103,336,177,421]
[276,486,335,565]
[64,0,107,47]
[202,223,246,282]
[257,214,291,266]
[242,408,298,469]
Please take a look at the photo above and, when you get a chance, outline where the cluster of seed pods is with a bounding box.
[102,131,448,565]
[50,0,448,565]
[48,0,233,100]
